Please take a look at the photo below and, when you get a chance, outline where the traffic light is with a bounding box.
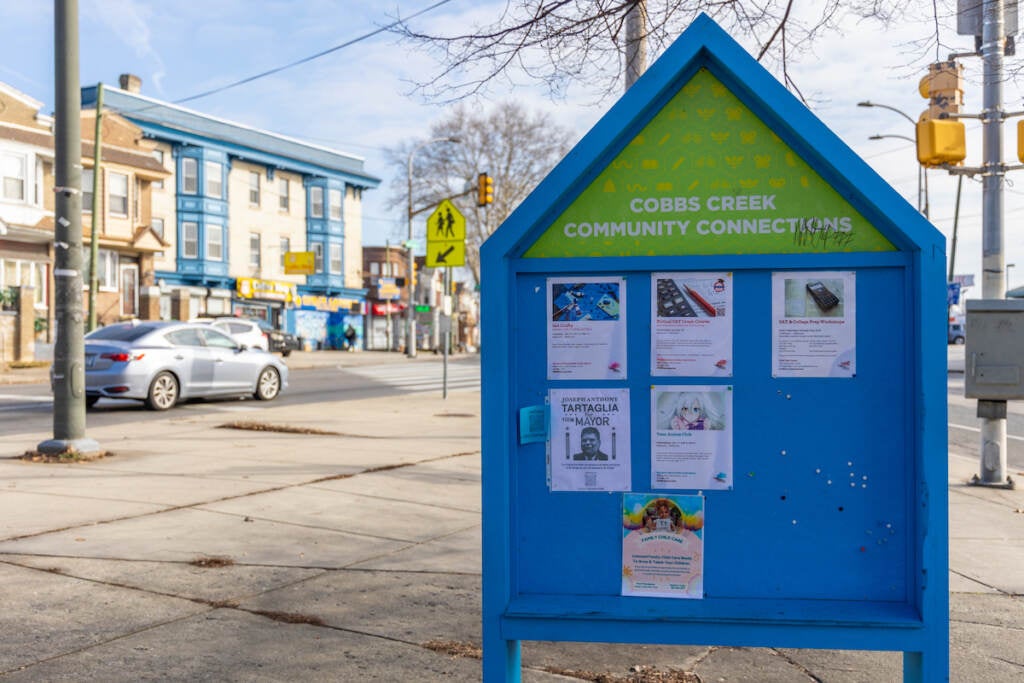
[916,60,966,166]
[918,60,964,120]
[476,172,494,206]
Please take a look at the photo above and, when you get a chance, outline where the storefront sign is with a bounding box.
[298,294,360,313]
[236,278,298,303]
[284,251,315,275]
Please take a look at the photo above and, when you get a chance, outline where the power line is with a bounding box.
[172,0,455,106]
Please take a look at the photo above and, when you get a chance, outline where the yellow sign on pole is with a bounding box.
[283,251,315,275]
[426,199,466,267]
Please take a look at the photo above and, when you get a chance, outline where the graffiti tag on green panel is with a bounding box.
[524,69,894,258]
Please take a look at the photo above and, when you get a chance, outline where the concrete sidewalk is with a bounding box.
[0,379,1021,681]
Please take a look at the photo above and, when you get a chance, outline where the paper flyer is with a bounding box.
[771,271,856,378]
[622,493,704,599]
[549,388,631,492]
[547,277,628,380]
[651,272,732,376]
[650,385,733,490]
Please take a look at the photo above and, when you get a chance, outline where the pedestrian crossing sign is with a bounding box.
[426,199,466,267]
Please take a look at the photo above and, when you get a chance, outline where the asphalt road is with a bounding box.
[2,358,1021,474]
[0,357,482,436]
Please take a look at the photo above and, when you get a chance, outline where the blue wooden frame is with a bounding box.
[481,14,947,683]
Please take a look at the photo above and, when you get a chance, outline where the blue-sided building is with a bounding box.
[481,15,948,682]
[82,74,380,345]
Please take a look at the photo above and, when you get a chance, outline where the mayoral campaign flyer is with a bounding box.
[547,277,627,380]
[771,271,856,378]
[549,388,631,492]
[650,386,733,490]
[622,493,705,599]
[651,272,732,376]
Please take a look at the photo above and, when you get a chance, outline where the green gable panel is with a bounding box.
[524,69,895,258]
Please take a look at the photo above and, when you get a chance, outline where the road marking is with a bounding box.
[950,422,1024,442]
[0,394,52,403]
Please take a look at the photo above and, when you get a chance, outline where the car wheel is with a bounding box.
[953,336,965,345]
[85,396,100,409]
[254,367,281,401]
[145,371,179,411]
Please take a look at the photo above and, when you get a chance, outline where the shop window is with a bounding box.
[204,160,222,198]
[182,221,199,258]
[181,158,198,194]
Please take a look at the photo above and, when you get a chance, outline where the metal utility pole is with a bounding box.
[88,82,102,331]
[38,0,99,456]
[624,0,647,90]
[976,0,1010,486]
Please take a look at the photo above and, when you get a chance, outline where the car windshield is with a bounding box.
[86,324,155,341]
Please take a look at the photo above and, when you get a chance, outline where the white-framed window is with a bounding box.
[2,152,26,201]
[81,248,119,289]
[108,172,129,216]
[182,221,199,258]
[204,160,222,198]
[279,237,290,268]
[312,242,324,273]
[152,149,165,189]
[181,157,198,194]
[278,177,289,211]
[0,259,47,307]
[248,171,260,206]
[329,243,342,274]
[249,232,261,268]
[310,186,324,218]
[151,217,164,239]
[81,167,94,212]
[207,224,224,261]
[369,262,380,275]
[328,188,342,220]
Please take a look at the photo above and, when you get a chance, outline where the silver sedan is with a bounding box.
[83,321,288,410]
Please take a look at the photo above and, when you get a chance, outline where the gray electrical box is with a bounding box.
[965,299,1024,399]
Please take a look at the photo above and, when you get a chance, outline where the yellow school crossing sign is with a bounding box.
[426,199,466,267]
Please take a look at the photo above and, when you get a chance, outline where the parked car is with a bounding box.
[948,323,965,345]
[194,317,297,356]
[255,319,300,356]
[82,321,288,410]
[195,317,268,351]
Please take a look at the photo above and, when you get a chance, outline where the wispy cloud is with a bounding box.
[84,0,166,92]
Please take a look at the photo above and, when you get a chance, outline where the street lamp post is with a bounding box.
[406,137,460,358]
[867,133,929,218]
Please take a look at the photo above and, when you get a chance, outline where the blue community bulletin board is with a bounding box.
[480,14,948,683]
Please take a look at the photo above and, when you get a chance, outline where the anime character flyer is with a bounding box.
[771,271,856,378]
[650,385,733,490]
[651,272,732,376]
[549,388,631,492]
[547,276,628,380]
[622,493,704,599]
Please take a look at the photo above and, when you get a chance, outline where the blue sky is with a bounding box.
[3,1,1024,296]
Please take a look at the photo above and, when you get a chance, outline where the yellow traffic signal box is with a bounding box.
[916,118,966,166]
